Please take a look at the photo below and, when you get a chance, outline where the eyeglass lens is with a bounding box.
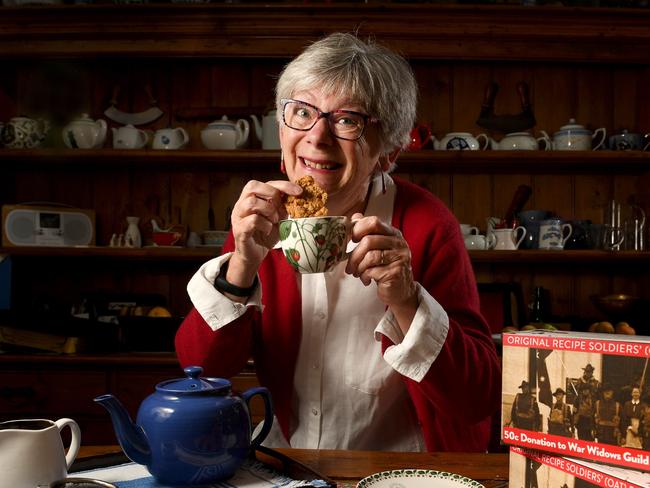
[283,101,366,140]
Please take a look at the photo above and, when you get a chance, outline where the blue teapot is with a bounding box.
[94,366,273,486]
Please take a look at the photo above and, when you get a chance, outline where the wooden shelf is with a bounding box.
[0,245,222,261]
[1,4,650,63]
[3,246,650,264]
[2,148,650,174]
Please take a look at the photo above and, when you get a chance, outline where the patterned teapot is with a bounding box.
[1,116,50,149]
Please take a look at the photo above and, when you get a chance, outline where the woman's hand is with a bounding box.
[345,213,418,330]
[227,179,300,286]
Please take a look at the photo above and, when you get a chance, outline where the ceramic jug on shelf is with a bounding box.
[124,216,142,248]
[490,226,526,250]
[62,113,107,149]
[251,109,280,150]
[1,116,50,149]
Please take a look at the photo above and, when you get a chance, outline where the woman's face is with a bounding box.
[279,89,385,217]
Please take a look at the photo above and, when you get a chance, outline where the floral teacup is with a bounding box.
[279,216,350,273]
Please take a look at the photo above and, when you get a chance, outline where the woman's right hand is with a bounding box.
[229,179,301,271]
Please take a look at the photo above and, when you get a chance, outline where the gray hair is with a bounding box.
[275,32,417,153]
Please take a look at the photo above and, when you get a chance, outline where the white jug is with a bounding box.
[152,127,189,150]
[0,418,81,487]
[251,110,281,150]
[433,132,489,151]
[490,227,526,250]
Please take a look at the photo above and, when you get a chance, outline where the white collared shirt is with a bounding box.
[187,173,449,451]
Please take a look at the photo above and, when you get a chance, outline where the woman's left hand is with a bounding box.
[345,213,418,320]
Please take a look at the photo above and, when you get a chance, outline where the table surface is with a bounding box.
[78,446,509,488]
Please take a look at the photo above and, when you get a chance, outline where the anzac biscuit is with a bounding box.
[284,175,328,218]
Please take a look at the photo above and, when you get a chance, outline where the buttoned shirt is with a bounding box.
[186,174,449,451]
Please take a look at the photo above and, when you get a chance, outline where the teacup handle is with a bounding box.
[592,127,607,151]
[242,387,274,448]
[476,133,489,151]
[55,417,81,469]
[561,223,573,245]
[514,226,527,249]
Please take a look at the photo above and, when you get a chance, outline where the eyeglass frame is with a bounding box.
[280,98,378,141]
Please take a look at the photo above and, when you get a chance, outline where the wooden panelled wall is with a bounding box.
[2,58,650,325]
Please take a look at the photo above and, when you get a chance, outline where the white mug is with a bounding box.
[152,127,189,150]
[491,227,526,250]
[538,219,572,250]
[0,418,81,487]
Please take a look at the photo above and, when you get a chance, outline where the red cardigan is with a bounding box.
[175,176,501,452]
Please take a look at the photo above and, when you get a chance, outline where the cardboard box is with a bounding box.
[502,330,650,471]
[510,446,650,488]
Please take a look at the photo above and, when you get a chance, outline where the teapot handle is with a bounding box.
[592,127,607,151]
[242,386,273,448]
[235,119,250,148]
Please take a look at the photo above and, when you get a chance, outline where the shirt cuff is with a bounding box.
[374,283,449,382]
[186,252,263,331]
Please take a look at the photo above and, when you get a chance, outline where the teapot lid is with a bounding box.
[206,115,235,129]
[72,113,96,124]
[556,118,590,134]
[155,366,231,395]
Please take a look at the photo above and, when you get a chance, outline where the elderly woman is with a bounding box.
[176,32,500,452]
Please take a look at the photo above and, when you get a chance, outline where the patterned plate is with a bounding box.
[357,469,485,488]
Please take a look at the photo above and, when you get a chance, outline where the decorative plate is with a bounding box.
[357,470,485,488]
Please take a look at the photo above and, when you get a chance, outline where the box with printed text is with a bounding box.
[502,330,650,471]
[509,446,650,488]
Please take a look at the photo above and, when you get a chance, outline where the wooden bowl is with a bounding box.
[591,294,641,316]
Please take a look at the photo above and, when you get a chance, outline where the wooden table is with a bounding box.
[78,446,509,488]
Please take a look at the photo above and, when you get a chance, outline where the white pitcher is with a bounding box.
[0,418,81,487]
[490,227,526,250]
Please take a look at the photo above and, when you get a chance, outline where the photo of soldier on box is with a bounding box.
[502,330,650,471]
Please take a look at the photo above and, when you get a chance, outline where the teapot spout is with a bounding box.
[94,394,151,466]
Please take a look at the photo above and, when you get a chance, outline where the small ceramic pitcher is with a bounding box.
[491,227,526,250]
[112,124,149,149]
[0,418,81,487]
[152,127,189,150]
[433,132,489,151]
[538,219,572,250]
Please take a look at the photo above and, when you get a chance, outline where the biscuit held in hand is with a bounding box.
[284,175,328,218]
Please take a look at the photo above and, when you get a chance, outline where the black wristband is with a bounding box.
[214,260,258,297]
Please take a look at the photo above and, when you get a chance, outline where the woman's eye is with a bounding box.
[296,107,312,118]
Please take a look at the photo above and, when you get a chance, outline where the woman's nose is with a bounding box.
[306,116,334,144]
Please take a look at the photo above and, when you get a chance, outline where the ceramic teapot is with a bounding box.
[62,113,107,149]
[251,110,280,150]
[433,132,489,150]
[202,115,250,150]
[546,118,606,151]
[95,366,273,486]
[1,116,50,149]
[490,131,551,151]
[112,124,149,149]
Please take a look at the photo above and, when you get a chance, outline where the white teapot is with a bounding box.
[251,110,280,150]
[547,118,606,151]
[490,131,550,151]
[201,115,250,150]
[112,124,149,149]
[63,113,107,149]
[433,132,489,150]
